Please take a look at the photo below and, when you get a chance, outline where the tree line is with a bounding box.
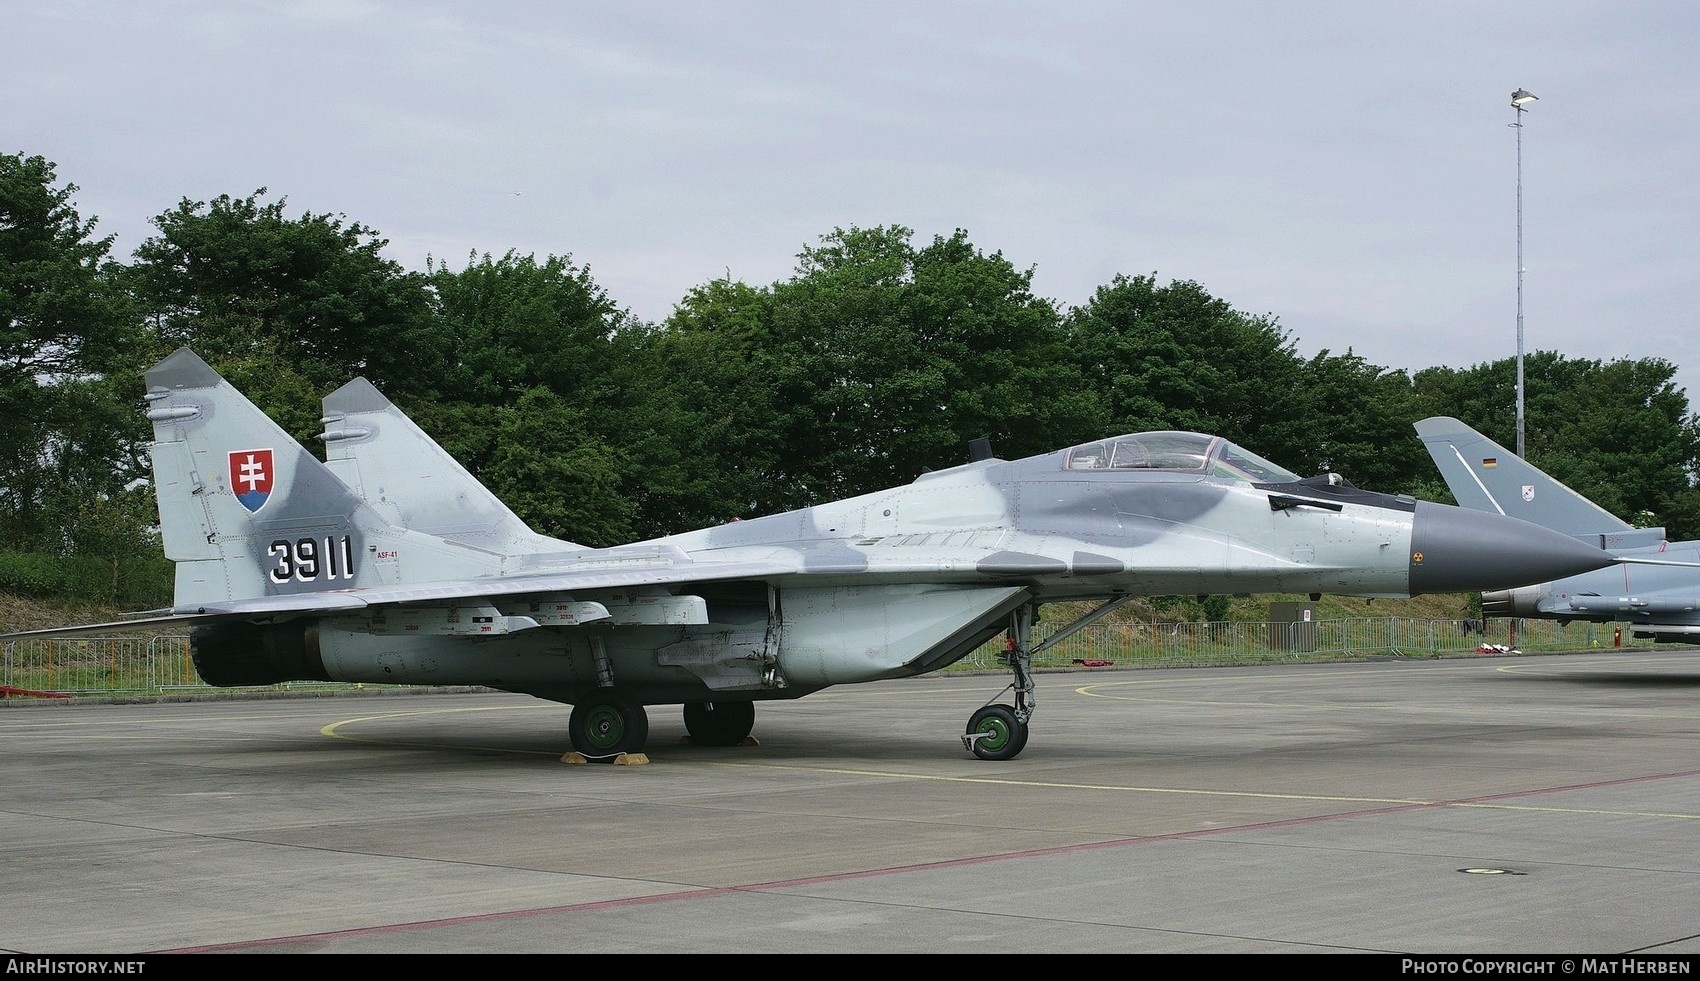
[4,150,1697,605]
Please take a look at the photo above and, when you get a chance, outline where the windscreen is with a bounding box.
[1064,432,1300,483]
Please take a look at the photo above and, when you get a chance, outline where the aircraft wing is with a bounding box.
[0,557,801,641]
[188,556,800,614]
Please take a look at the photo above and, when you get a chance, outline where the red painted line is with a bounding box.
[0,685,72,699]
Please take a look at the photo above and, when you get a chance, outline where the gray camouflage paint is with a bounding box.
[53,347,1628,706]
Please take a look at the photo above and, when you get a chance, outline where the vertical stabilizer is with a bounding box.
[1414,416,1664,549]
[320,377,581,556]
[143,348,508,611]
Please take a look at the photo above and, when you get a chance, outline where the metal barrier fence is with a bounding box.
[953,616,1617,670]
[4,635,201,697]
[1,616,1626,699]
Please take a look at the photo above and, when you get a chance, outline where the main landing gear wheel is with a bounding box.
[965,704,1029,761]
[569,696,650,757]
[682,701,757,746]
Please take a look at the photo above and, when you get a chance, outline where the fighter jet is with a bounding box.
[0,350,1628,761]
[1416,416,1700,644]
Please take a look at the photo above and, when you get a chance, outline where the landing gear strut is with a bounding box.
[959,595,1136,760]
[962,605,1037,761]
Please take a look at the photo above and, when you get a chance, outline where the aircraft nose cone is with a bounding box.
[1409,502,1615,594]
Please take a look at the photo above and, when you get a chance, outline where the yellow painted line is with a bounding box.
[318,705,566,757]
[0,702,551,732]
[1068,674,1700,719]
[695,758,1426,804]
[317,703,548,733]
[1490,655,1685,675]
[697,760,1700,822]
[0,711,318,728]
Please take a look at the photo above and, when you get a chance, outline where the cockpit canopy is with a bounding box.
[1063,431,1301,483]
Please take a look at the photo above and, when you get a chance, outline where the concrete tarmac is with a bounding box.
[4,650,1700,955]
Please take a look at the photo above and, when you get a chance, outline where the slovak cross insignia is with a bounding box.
[230,449,275,513]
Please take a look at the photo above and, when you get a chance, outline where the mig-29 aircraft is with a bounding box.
[1416,415,1700,644]
[0,350,1630,761]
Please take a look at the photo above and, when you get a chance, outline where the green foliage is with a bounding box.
[1064,273,1304,458]
[0,152,138,381]
[126,188,435,443]
[480,388,635,546]
[407,250,658,537]
[415,250,635,403]
[4,149,1700,597]
[752,226,1100,505]
[1292,352,1433,493]
[0,550,171,607]
[0,151,152,557]
[1415,352,1700,537]
[651,278,791,529]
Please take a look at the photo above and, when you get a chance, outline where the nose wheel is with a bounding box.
[961,604,1037,760]
[963,703,1029,760]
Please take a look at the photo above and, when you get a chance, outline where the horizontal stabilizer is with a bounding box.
[1610,555,1700,569]
[1595,528,1671,550]
[0,612,230,641]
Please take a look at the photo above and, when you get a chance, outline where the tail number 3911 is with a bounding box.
[268,536,357,584]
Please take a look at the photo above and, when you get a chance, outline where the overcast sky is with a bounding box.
[9,1,1699,415]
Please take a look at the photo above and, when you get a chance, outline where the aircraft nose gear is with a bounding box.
[963,703,1028,760]
[962,606,1037,761]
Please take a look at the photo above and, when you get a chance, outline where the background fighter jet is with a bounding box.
[0,351,1628,761]
[1416,416,1700,644]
